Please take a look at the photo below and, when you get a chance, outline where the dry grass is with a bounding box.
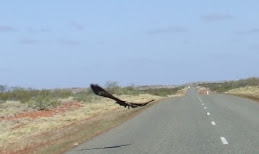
[0,94,163,153]
[225,86,259,102]
[197,87,208,94]
[0,101,35,118]
[35,106,148,154]
[173,87,188,97]
[197,86,218,95]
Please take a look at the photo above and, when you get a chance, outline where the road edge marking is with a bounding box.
[220,137,229,145]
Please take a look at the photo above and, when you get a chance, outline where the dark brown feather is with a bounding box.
[90,84,154,108]
[90,84,122,102]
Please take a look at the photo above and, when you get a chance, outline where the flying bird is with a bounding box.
[90,84,154,109]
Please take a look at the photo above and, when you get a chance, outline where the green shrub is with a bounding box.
[105,81,121,94]
[139,87,183,96]
[28,96,61,110]
[199,77,259,93]
[0,87,71,110]
[0,82,185,109]
[73,89,101,103]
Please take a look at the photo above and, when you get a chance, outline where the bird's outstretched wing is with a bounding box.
[128,99,155,108]
[90,84,154,108]
[90,84,123,102]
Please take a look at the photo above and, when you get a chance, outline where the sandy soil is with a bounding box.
[0,94,164,153]
[225,86,259,102]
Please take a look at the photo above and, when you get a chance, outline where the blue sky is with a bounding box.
[1,0,259,88]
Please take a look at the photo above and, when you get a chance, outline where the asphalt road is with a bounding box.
[67,88,259,154]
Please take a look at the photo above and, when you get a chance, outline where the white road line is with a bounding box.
[220,137,229,145]
[211,121,216,125]
[197,97,204,104]
[207,112,210,115]
[204,107,207,109]
[202,103,204,106]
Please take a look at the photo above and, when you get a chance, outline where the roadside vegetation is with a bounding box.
[0,82,184,110]
[226,86,259,102]
[74,82,184,102]
[199,77,259,93]
[0,82,185,153]
[199,77,259,102]
[0,86,71,110]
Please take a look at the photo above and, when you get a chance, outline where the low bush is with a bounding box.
[199,77,259,93]
[72,89,101,103]
[0,82,184,110]
[141,86,184,96]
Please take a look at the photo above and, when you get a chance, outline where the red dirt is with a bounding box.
[198,88,216,95]
[3,108,120,154]
[0,99,164,154]
[199,89,208,95]
[0,102,84,122]
[0,102,85,154]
